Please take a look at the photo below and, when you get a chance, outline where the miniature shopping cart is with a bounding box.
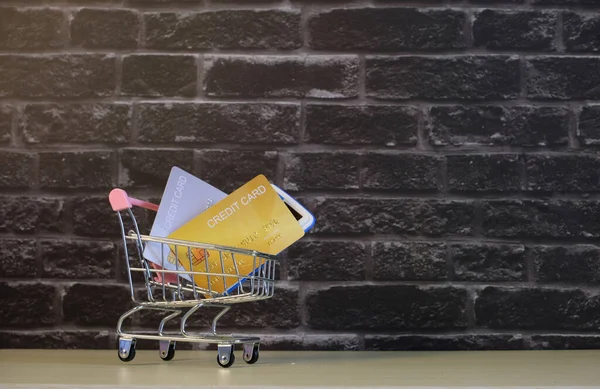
[108,188,278,368]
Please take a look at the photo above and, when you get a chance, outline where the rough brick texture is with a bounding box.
[2,0,600,353]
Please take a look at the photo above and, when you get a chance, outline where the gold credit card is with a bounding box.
[166,174,305,294]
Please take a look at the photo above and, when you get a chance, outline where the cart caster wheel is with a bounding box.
[243,343,260,364]
[217,345,235,368]
[118,338,136,362]
[159,340,176,361]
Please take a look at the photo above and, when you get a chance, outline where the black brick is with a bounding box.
[204,55,359,98]
[526,57,600,100]
[475,286,600,330]
[41,240,116,279]
[530,335,600,350]
[71,9,139,49]
[39,151,114,189]
[0,105,11,144]
[451,243,527,281]
[305,105,418,146]
[73,197,146,237]
[121,55,196,97]
[564,12,600,52]
[447,154,522,192]
[137,103,300,144]
[366,56,520,100]
[0,282,56,327]
[0,239,37,278]
[196,150,278,193]
[20,104,130,144]
[0,7,66,49]
[362,154,440,191]
[0,55,115,98]
[0,197,66,234]
[532,0,600,5]
[121,148,194,188]
[283,152,360,192]
[579,106,600,145]
[287,241,366,281]
[219,287,300,329]
[526,155,600,192]
[428,106,570,147]
[145,10,301,49]
[473,10,555,50]
[0,152,34,188]
[365,334,524,351]
[307,285,468,330]
[309,8,465,51]
[532,245,600,284]
[0,330,110,349]
[311,198,475,236]
[482,200,600,238]
[63,284,133,326]
[373,242,447,281]
[469,0,525,3]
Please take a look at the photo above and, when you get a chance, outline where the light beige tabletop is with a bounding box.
[0,349,599,388]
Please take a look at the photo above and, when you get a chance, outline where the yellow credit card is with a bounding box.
[165,174,305,294]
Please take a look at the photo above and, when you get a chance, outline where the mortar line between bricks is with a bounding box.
[446,244,455,282]
[4,327,600,337]
[2,96,600,106]
[8,187,600,200]
[519,56,527,99]
[196,55,205,98]
[568,109,581,149]
[9,105,21,148]
[2,2,597,11]
[4,49,600,56]
[114,55,123,97]
[1,144,594,153]
[464,9,473,49]
[7,277,600,292]
[36,239,43,279]
[5,232,600,248]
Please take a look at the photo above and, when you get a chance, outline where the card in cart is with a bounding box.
[143,166,227,280]
[166,174,305,294]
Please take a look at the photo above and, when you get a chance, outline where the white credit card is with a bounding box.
[143,166,227,279]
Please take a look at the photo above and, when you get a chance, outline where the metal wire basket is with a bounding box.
[109,188,279,368]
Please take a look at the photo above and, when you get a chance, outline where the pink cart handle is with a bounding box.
[108,188,159,212]
[109,188,176,283]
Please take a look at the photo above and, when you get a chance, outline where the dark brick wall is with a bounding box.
[1,0,600,351]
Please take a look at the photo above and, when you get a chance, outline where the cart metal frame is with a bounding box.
[109,188,278,368]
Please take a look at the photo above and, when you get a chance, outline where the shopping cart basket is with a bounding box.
[108,188,278,368]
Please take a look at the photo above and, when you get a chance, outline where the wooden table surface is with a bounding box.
[0,349,599,388]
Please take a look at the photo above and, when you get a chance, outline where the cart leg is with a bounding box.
[217,344,235,368]
[180,303,203,338]
[116,305,145,336]
[158,310,181,336]
[243,342,260,364]
[211,305,232,336]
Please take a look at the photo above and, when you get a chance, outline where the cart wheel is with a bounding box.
[159,341,176,361]
[243,343,260,364]
[217,345,235,368]
[118,338,136,362]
